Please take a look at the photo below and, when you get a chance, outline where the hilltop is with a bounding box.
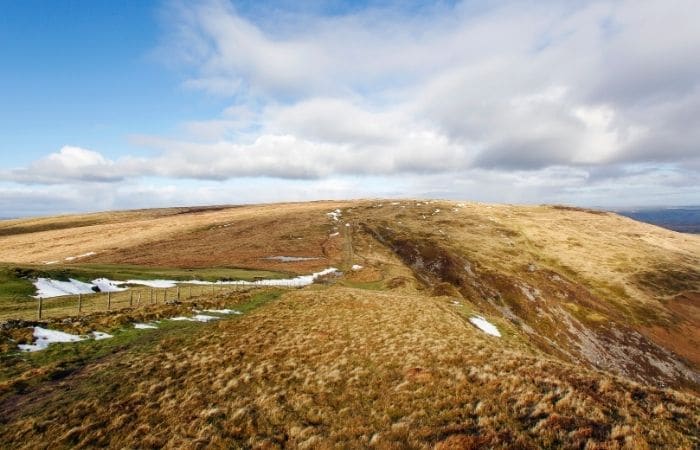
[0,200,698,448]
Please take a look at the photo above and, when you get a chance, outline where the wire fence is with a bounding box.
[4,281,308,322]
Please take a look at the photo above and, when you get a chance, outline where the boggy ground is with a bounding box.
[1,286,698,449]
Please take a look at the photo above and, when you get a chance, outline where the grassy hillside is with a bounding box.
[0,199,698,447]
[1,287,698,448]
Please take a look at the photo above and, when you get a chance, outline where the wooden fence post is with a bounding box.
[137,291,141,306]
[150,289,153,305]
[130,291,133,307]
[37,297,43,319]
[107,291,111,310]
[177,286,180,301]
[78,294,82,314]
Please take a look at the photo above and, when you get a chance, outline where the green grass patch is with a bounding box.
[0,263,290,313]
[4,263,289,284]
[0,289,283,398]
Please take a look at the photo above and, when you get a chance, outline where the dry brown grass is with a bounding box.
[0,202,352,273]
[0,287,698,448]
[338,200,700,391]
[0,199,699,447]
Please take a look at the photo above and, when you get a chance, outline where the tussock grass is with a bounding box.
[0,287,697,448]
[0,199,699,447]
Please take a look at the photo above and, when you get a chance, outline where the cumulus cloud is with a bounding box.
[6,146,127,184]
[154,0,700,172]
[5,0,699,211]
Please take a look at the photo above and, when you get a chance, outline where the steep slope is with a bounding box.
[341,201,700,392]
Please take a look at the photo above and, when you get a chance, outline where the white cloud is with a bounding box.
[6,146,126,184]
[4,0,699,213]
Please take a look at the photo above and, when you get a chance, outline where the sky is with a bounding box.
[1,0,699,217]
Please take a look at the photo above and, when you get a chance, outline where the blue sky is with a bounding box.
[1,0,699,217]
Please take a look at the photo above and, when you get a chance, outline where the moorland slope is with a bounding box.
[0,200,698,448]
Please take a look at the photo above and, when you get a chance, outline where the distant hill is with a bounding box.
[617,207,700,233]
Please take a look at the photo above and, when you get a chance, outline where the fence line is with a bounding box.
[25,279,308,321]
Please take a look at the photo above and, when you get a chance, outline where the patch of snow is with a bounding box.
[171,316,195,321]
[329,232,339,237]
[327,209,342,221]
[134,323,158,329]
[36,268,340,298]
[116,279,179,288]
[91,331,113,340]
[92,278,126,293]
[345,223,351,227]
[44,261,58,265]
[203,309,242,315]
[33,278,97,298]
[469,316,501,337]
[192,314,220,322]
[351,264,363,271]
[18,327,110,351]
[264,256,321,262]
[18,327,86,351]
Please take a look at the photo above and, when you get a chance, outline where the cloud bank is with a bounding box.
[3,0,699,215]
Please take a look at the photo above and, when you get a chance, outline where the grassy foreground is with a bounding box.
[0,286,698,449]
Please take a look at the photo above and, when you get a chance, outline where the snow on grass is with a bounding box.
[469,316,501,337]
[263,256,321,262]
[351,265,363,271]
[192,314,220,322]
[43,260,59,265]
[116,279,179,288]
[18,327,85,351]
[327,209,342,221]
[34,278,97,298]
[92,278,126,293]
[18,326,111,352]
[203,309,242,315]
[64,252,96,262]
[329,232,339,237]
[134,323,158,329]
[170,315,219,323]
[91,331,113,340]
[35,268,340,298]
[34,277,124,298]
